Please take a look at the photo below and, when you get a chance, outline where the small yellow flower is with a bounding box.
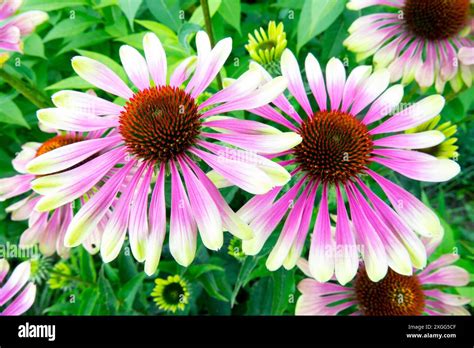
[406,115,459,160]
[246,21,287,67]
[227,237,246,261]
[48,262,73,290]
[151,275,190,313]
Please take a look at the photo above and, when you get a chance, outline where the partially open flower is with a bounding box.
[0,0,48,53]
[151,275,190,313]
[406,115,459,160]
[246,21,287,74]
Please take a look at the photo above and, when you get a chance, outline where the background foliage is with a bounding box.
[0,0,473,315]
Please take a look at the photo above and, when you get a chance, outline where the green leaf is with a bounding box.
[22,0,88,11]
[76,49,128,81]
[44,18,99,42]
[79,247,97,283]
[57,30,110,55]
[218,0,241,34]
[45,76,94,90]
[231,256,259,306]
[270,268,295,315]
[297,0,345,52]
[135,19,178,40]
[98,267,119,315]
[189,0,222,27]
[198,273,229,302]
[0,99,29,128]
[117,273,146,311]
[23,34,45,59]
[145,0,182,32]
[187,264,225,280]
[178,22,201,53]
[119,0,143,31]
[246,277,273,315]
[78,288,100,315]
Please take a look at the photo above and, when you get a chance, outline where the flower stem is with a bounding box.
[200,0,223,89]
[0,67,52,109]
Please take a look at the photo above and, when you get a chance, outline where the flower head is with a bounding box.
[151,275,190,313]
[246,21,287,73]
[406,115,459,160]
[0,0,48,53]
[0,259,36,315]
[295,241,471,316]
[47,261,74,290]
[0,130,110,257]
[29,32,300,274]
[345,0,473,92]
[29,255,52,284]
[233,50,460,285]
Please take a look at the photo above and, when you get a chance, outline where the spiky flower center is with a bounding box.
[354,268,425,316]
[36,135,84,157]
[403,0,470,40]
[162,282,186,305]
[119,86,201,163]
[294,110,373,184]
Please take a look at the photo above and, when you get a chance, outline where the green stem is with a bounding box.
[200,0,223,89]
[49,270,94,287]
[0,68,52,109]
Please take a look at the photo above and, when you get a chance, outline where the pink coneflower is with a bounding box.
[0,0,48,52]
[295,240,471,316]
[0,131,110,257]
[344,0,473,92]
[0,259,36,316]
[27,32,299,275]
[235,50,460,285]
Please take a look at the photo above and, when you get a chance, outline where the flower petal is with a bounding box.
[169,161,197,266]
[72,56,134,99]
[143,32,167,87]
[119,44,150,90]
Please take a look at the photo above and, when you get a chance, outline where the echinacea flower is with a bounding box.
[0,0,48,52]
[344,0,473,92]
[406,115,459,160]
[0,131,110,257]
[234,50,460,285]
[28,31,300,275]
[295,241,471,316]
[246,21,287,74]
[151,275,190,313]
[0,259,36,315]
